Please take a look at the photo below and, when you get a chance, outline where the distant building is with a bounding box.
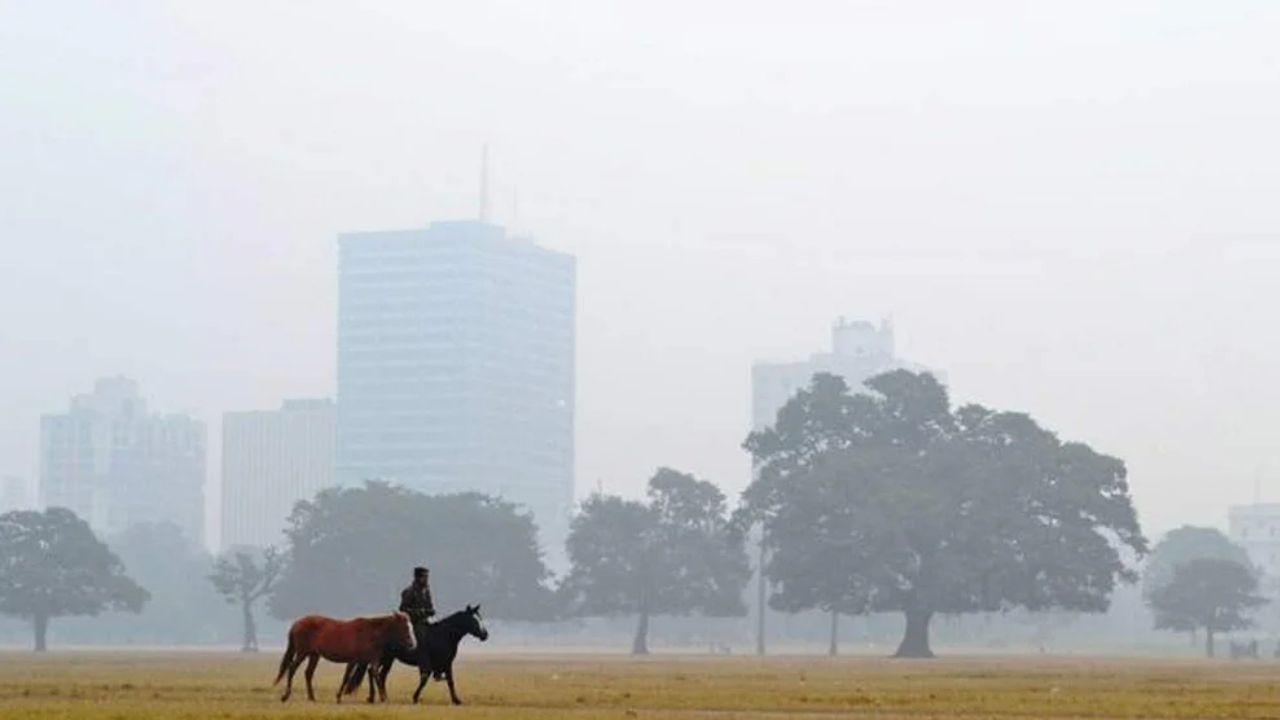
[336,219,575,560]
[1,475,28,513]
[752,318,925,430]
[39,377,205,543]
[1228,503,1280,587]
[221,398,336,550]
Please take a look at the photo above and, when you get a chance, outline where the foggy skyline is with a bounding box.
[4,2,1280,549]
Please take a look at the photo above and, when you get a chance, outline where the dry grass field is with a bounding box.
[2,650,1279,719]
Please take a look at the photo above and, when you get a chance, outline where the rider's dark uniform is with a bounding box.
[399,582,435,635]
[399,577,437,675]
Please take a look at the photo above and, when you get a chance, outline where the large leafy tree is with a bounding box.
[1148,558,1265,657]
[1143,526,1252,599]
[1141,525,1251,647]
[738,373,865,655]
[742,370,1147,658]
[0,508,149,651]
[560,468,750,654]
[269,481,553,622]
[210,546,284,652]
[739,373,878,654]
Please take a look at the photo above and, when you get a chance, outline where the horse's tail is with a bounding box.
[343,664,367,696]
[273,634,296,686]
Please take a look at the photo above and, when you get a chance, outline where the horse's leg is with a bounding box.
[365,662,384,703]
[373,661,389,703]
[303,654,319,702]
[281,652,307,702]
[412,670,429,704]
[445,665,462,706]
[337,663,354,704]
[360,662,374,703]
[376,661,392,703]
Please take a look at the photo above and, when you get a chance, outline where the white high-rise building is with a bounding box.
[752,318,926,431]
[1228,503,1280,587]
[221,398,335,551]
[40,377,206,543]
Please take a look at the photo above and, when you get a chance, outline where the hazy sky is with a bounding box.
[4,1,1280,549]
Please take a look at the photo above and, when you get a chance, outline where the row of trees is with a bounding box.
[0,474,748,655]
[16,370,1260,657]
[5,507,1267,657]
[0,486,561,652]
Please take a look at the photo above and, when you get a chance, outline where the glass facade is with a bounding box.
[337,221,575,558]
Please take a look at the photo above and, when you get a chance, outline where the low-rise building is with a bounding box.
[221,398,335,550]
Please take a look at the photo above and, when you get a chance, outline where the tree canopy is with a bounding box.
[560,468,750,654]
[1142,526,1252,600]
[0,508,149,651]
[269,481,553,622]
[1148,557,1265,657]
[741,370,1147,657]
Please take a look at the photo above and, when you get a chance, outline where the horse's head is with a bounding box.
[392,611,417,651]
[464,604,489,641]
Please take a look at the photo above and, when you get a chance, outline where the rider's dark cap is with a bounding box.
[414,566,428,576]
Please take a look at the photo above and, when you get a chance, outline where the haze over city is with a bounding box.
[5,1,1280,551]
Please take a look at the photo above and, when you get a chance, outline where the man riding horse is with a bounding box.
[400,566,435,626]
[335,567,488,704]
[399,566,439,677]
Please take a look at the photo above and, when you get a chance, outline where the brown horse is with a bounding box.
[274,612,415,703]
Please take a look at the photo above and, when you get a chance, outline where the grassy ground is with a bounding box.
[2,650,1279,719]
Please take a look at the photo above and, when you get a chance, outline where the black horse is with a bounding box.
[345,604,489,705]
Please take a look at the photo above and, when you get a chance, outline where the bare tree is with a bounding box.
[209,547,283,652]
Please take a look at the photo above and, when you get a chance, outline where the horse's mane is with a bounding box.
[434,609,472,627]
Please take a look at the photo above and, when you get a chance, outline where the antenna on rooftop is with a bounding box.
[479,143,491,223]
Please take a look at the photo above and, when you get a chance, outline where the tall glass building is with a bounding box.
[337,220,575,559]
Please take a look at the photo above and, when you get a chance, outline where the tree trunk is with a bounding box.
[828,610,839,657]
[632,609,650,655]
[241,599,258,652]
[755,537,767,656]
[1190,629,1198,649]
[894,609,934,658]
[829,607,839,653]
[1205,628,1215,658]
[33,612,49,652]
